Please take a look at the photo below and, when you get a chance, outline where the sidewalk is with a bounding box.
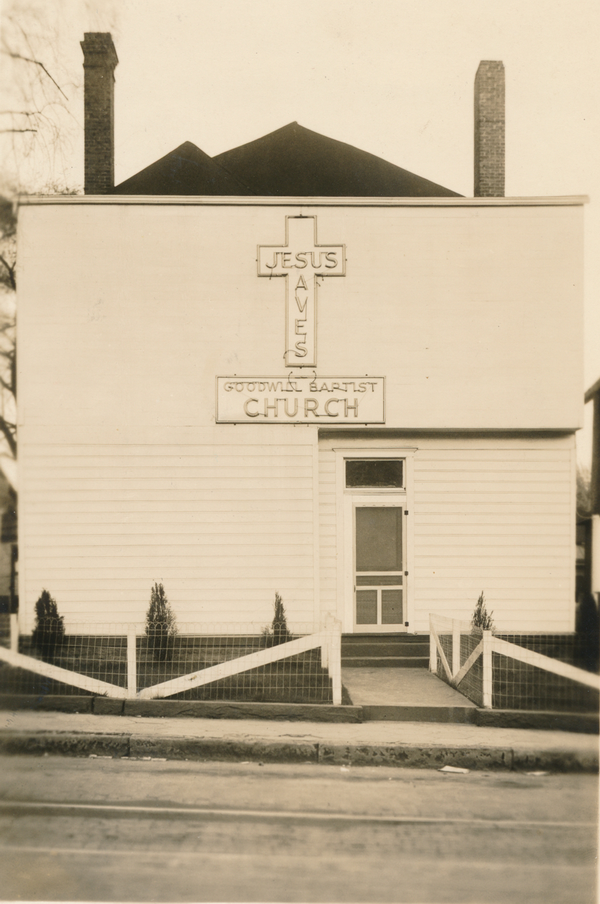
[1,708,597,772]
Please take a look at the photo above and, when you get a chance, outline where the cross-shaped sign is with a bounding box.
[258,216,346,367]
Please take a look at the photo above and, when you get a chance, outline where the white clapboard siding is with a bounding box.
[317,448,338,616]
[20,428,318,633]
[412,439,575,631]
[317,435,575,632]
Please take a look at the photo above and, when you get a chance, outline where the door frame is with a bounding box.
[334,447,415,634]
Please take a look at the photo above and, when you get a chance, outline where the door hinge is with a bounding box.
[404,571,409,576]
[404,510,409,515]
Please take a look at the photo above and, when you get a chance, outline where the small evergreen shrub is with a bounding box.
[471,591,495,632]
[145,582,177,662]
[31,589,65,663]
[262,592,292,646]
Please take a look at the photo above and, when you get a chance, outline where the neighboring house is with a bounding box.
[15,36,584,639]
[0,475,16,612]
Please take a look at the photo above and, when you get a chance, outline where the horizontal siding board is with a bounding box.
[25,574,314,587]
[49,588,315,602]
[22,490,313,503]
[416,474,567,486]
[414,460,569,473]
[414,512,567,536]
[414,533,570,546]
[415,548,570,560]
[415,449,571,461]
[23,454,313,469]
[25,466,313,480]
[28,545,314,559]
[24,477,313,491]
[414,492,570,504]
[26,511,314,526]
[26,529,313,542]
[415,563,570,574]
[415,503,570,514]
[23,443,315,457]
[414,588,570,601]
[24,500,314,514]
[416,577,571,589]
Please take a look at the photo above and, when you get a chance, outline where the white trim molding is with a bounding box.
[334,447,416,633]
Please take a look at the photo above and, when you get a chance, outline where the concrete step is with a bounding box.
[342,642,429,657]
[342,633,427,643]
[342,635,429,656]
[341,656,430,668]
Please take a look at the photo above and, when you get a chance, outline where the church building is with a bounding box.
[16,35,584,637]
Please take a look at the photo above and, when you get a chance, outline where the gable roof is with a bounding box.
[214,122,460,197]
[113,122,460,197]
[112,141,250,195]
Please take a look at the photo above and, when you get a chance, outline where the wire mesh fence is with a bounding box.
[137,622,335,703]
[491,638,598,713]
[455,631,485,708]
[0,613,10,649]
[430,614,600,712]
[431,615,485,707]
[0,621,340,704]
[1,625,129,697]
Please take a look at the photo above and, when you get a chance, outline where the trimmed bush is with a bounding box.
[145,582,177,662]
[31,589,65,663]
[262,592,292,647]
[471,591,495,632]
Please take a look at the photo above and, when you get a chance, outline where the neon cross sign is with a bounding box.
[257,216,346,367]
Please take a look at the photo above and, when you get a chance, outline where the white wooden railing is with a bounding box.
[0,615,342,704]
[429,613,600,709]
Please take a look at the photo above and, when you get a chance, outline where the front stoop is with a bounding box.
[361,704,478,724]
[342,633,429,668]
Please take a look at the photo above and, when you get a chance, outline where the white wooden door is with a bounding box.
[353,499,406,632]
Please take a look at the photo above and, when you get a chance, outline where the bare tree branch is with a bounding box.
[0,48,68,100]
[0,417,17,458]
[0,256,16,290]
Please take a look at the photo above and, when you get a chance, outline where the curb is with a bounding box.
[0,695,363,723]
[0,695,597,734]
[0,729,597,772]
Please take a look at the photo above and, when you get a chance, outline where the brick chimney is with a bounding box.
[474,61,505,197]
[81,33,118,194]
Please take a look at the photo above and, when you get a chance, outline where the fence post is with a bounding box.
[327,618,342,706]
[452,618,460,677]
[9,612,18,653]
[482,630,492,708]
[321,625,329,669]
[429,617,437,672]
[127,626,137,699]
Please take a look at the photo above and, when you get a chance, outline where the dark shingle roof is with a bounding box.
[214,122,460,197]
[112,141,249,195]
[112,122,460,197]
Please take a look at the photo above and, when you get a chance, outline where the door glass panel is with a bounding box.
[355,508,402,572]
[356,574,403,586]
[382,589,403,624]
[346,460,403,488]
[356,590,377,625]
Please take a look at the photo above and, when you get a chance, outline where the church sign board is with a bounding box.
[216,376,385,423]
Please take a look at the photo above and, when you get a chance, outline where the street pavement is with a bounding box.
[0,755,596,902]
[0,708,597,771]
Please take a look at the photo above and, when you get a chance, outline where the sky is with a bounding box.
[2,0,599,463]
